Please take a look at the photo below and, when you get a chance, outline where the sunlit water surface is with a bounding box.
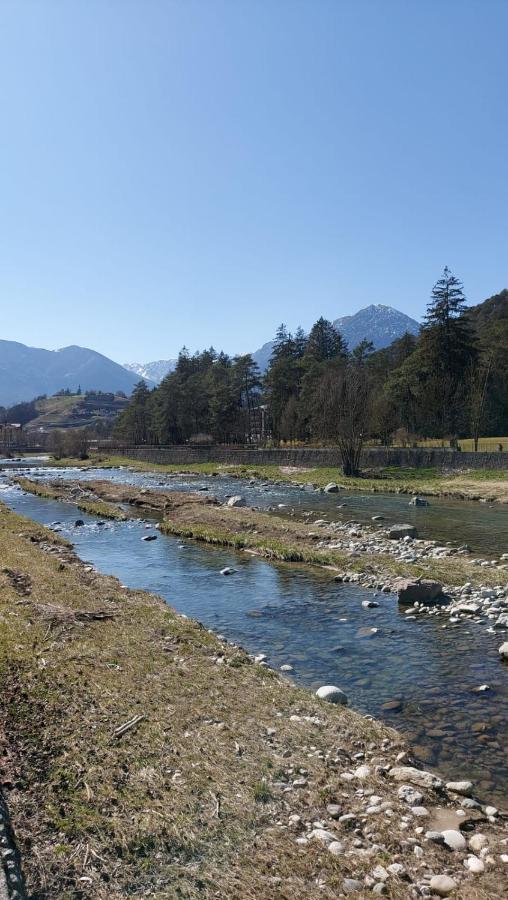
[1,476,507,804]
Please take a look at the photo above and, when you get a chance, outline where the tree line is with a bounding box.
[114,269,508,469]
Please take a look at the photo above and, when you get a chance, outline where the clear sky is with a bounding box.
[0,0,507,364]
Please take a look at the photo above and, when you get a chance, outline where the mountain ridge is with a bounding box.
[0,340,146,407]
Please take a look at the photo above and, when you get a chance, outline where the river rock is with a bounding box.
[394,577,443,604]
[468,833,488,852]
[142,534,157,541]
[324,482,339,493]
[74,519,85,527]
[220,567,236,576]
[398,784,424,805]
[442,829,467,851]
[226,495,246,507]
[409,496,430,506]
[388,524,418,540]
[316,685,348,705]
[446,781,473,796]
[388,766,442,790]
[429,874,458,896]
[464,855,484,873]
[499,642,508,660]
[343,880,363,894]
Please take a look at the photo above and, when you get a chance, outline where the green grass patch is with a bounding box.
[15,477,129,520]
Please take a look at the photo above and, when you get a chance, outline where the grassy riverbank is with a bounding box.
[14,476,129,520]
[48,453,508,503]
[1,502,507,899]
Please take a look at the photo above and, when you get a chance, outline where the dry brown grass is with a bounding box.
[1,502,506,899]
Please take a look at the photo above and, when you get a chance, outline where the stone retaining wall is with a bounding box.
[106,445,508,471]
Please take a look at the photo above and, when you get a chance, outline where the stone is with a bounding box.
[74,519,85,527]
[226,495,246,507]
[327,840,344,856]
[326,803,342,819]
[394,578,443,605]
[316,685,348,705]
[324,482,339,493]
[220,567,235,576]
[498,642,508,660]
[426,831,445,843]
[343,880,363,894]
[373,885,387,895]
[142,534,157,541]
[388,766,443,790]
[280,663,293,672]
[468,833,488,853]
[442,829,467,851]
[362,600,379,608]
[464,855,484,873]
[409,496,430,506]
[411,806,429,817]
[398,784,424,805]
[387,863,405,876]
[310,828,336,844]
[353,764,371,779]
[429,874,458,896]
[388,524,418,540]
[446,781,473,796]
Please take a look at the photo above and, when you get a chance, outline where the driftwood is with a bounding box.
[112,714,146,739]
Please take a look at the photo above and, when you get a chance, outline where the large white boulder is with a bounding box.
[316,685,348,705]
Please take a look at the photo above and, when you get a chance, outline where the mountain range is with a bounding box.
[0,341,144,407]
[0,305,421,404]
[124,359,177,383]
[126,305,421,383]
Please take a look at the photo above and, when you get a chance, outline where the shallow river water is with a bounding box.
[1,472,507,805]
[10,462,508,557]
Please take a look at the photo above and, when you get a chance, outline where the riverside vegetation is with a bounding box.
[1,491,508,899]
[113,276,508,460]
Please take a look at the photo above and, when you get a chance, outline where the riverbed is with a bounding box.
[1,475,507,804]
[7,462,508,557]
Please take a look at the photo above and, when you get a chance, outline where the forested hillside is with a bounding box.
[114,272,508,451]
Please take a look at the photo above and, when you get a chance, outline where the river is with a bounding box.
[1,468,507,804]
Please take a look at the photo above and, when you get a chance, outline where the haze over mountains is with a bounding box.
[0,341,144,407]
[0,304,427,404]
[0,305,421,404]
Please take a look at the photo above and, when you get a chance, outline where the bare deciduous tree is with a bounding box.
[336,363,371,476]
[468,356,492,452]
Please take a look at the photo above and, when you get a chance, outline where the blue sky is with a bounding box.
[0,1,506,363]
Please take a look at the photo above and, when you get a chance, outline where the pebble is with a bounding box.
[398,785,424,805]
[343,880,363,894]
[429,874,458,896]
[464,855,484,873]
[220,566,236,576]
[469,833,488,852]
[441,829,467,851]
[326,804,342,819]
[327,840,344,856]
[411,806,429,817]
[446,780,473,796]
[425,831,445,844]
